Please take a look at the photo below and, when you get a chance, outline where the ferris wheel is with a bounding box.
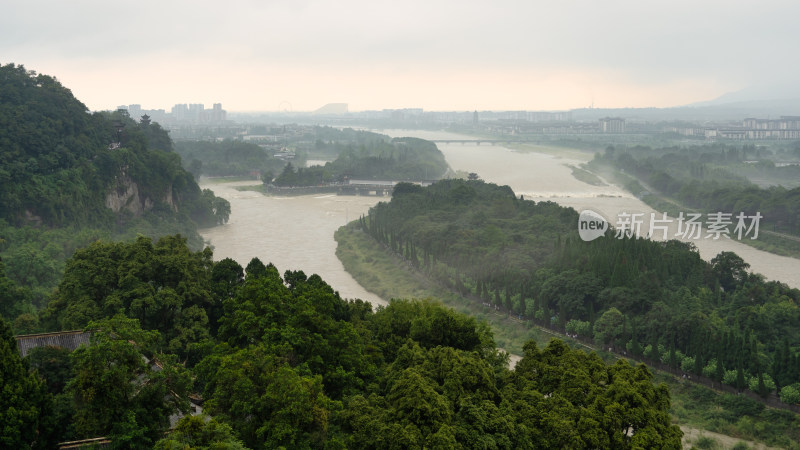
[277,101,292,114]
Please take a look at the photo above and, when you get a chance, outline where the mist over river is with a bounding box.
[200,129,799,308]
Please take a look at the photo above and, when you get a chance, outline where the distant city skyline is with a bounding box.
[3,1,799,113]
[118,102,228,124]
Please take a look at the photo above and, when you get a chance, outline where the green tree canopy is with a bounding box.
[0,318,54,449]
[67,315,191,446]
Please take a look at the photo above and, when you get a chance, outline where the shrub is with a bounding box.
[779,384,800,405]
[719,394,764,421]
[693,435,719,449]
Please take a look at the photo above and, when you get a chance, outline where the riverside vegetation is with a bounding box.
[342,179,800,444]
[587,143,800,258]
[270,135,449,187]
[336,221,800,449]
[174,139,288,179]
[173,125,450,187]
[355,179,800,404]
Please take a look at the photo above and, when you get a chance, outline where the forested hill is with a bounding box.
[0,63,227,229]
[271,135,449,187]
[0,63,229,319]
[2,235,683,448]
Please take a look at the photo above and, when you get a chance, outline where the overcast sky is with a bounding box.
[2,0,798,112]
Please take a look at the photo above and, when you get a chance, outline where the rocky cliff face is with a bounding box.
[105,175,149,215]
[105,166,179,216]
[164,186,177,212]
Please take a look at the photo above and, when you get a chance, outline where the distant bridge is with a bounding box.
[265,180,434,197]
[429,139,530,145]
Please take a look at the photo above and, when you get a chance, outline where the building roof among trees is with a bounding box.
[15,330,91,357]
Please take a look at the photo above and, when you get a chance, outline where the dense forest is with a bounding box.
[294,126,417,161]
[359,179,800,405]
[174,139,288,178]
[0,63,229,329]
[272,136,449,186]
[2,235,683,448]
[173,126,450,185]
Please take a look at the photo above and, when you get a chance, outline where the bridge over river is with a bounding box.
[265,179,434,197]
[429,138,531,145]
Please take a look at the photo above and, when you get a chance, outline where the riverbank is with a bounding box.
[334,222,547,356]
[587,162,800,260]
[198,180,387,307]
[334,221,800,449]
[424,128,800,265]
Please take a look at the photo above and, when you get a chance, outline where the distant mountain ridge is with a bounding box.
[689,81,800,107]
[570,93,800,122]
[662,82,800,120]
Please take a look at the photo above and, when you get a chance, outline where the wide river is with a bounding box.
[200,129,800,308]
[198,184,388,306]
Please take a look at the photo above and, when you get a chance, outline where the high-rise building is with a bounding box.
[188,104,204,122]
[127,104,142,119]
[171,104,188,121]
[599,117,626,133]
[211,103,227,122]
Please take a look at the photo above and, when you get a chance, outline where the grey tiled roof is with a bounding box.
[15,330,91,357]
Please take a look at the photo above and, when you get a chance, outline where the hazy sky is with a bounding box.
[2,0,798,112]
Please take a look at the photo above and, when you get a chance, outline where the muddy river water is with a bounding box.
[200,129,799,310]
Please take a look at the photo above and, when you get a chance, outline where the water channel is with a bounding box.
[198,182,387,306]
[380,128,800,289]
[200,128,800,313]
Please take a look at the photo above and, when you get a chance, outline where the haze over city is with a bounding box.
[3,0,799,113]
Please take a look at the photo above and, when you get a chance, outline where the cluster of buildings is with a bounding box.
[346,108,574,125]
[475,117,626,136]
[668,116,800,140]
[469,114,799,140]
[114,99,799,142]
[117,103,228,125]
[342,108,631,135]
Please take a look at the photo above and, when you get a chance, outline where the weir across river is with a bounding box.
[429,139,529,145]
[264,179,433,197]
